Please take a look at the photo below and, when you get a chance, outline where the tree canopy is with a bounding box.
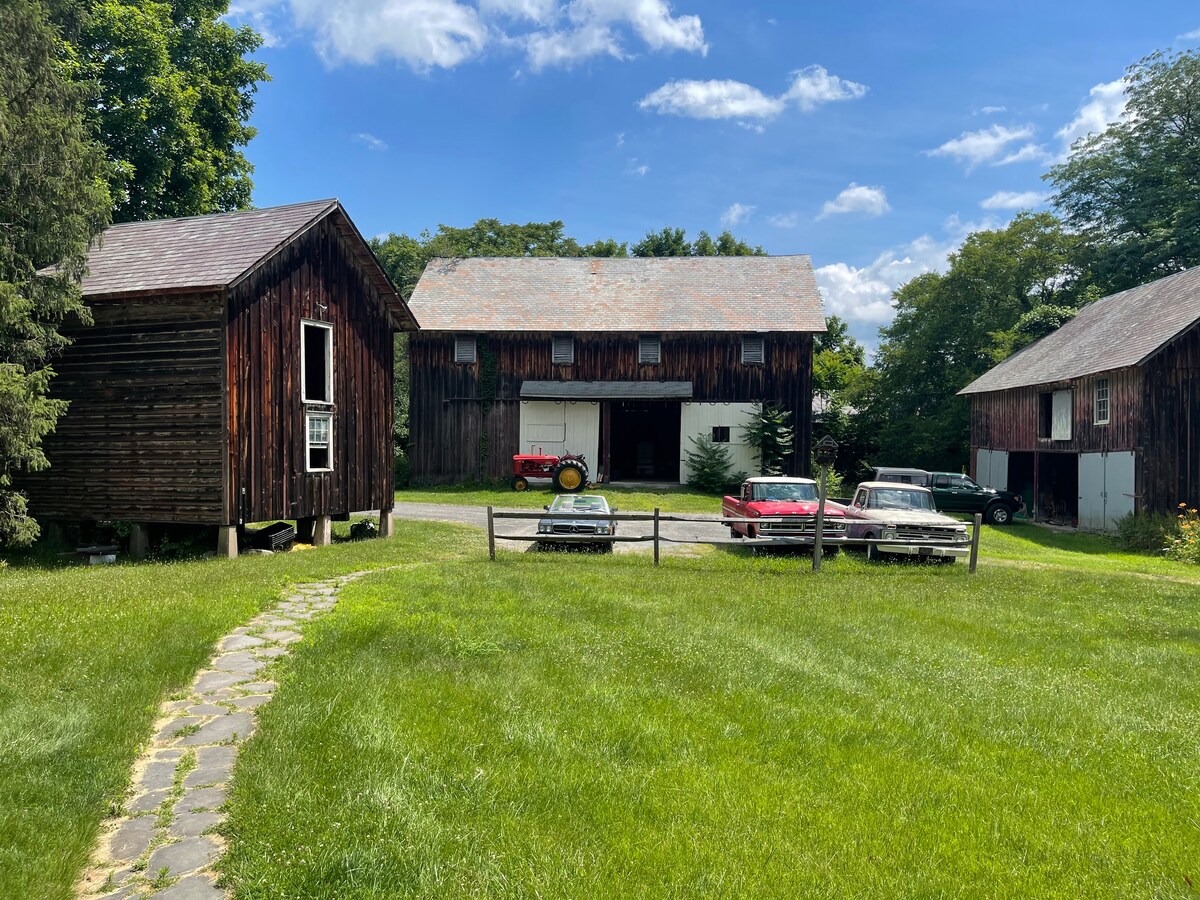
[1049,48,1200,292]
[1,0,110,546]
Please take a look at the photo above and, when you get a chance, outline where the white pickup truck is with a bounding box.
[842,481,970,562]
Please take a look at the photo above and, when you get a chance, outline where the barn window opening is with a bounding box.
[301,321,333,404]
[639,335,661,365]
[306,413,332,472]
[1095,378,1110,424]
[454,337,477,364]
[712,426,731,443]
[552,336,574,365]
[741,336,765,364]
[1038,393,1053,439]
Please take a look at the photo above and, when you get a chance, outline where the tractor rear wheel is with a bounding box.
[511,476,529,492]
[552,459,588,492]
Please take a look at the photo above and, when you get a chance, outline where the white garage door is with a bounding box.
[1078,451,1137,532]
[976,449,1009,491]
[519,401,600,475]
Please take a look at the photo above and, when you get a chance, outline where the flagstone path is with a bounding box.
[77,573,369,899]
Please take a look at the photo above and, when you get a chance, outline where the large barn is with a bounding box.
[405,256,827,485]
[959,266,1200,531]
[23,200,418,557]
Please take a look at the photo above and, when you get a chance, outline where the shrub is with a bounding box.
[1164,504,1200,564]
[394,453,412,489]
[1114,511,1177,553]
[740,403,795,476]
[685,435,746,495]
[350,519,379,541]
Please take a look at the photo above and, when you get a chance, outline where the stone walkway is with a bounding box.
[77,573,368,899]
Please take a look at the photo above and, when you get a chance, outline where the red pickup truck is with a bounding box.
[722,476,848,543]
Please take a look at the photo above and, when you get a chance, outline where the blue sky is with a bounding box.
[227,0,1199,345]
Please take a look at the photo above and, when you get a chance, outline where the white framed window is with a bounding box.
[454,336,477,364]
[638,335,661,365]
[301,320,333,404]
[552,336,574,365]
[1094,377,1110,425]
[306,412,333,472]
[742,335,765,364]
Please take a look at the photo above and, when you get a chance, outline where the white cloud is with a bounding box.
[815,216,991,324]
[926,124,1043,170]
[290,0,488,68]
[1055,78,1127,156]
[767,212,798,228]
[354,132,389,150]
[1178,27,1200,40]
[639,64,866,125]
[638,79,784,120]
[478,0,557,21]
[625,157,649,176]
[979,105,1007,114]
[525,22,621,69]
[782,65,867,111]
[980,190,1048,210]
[720,202,755,227]
[523,0,707,70]
[817,183,890,219]
[616,131,625,146]
[225,0,288,46]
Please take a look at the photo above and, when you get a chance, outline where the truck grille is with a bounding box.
[552,523,597,535]
[759,517,847,538]
[894,526,968,542]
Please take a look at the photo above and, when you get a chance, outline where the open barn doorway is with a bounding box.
[1036,451,1078,526]
[608,401,681,482]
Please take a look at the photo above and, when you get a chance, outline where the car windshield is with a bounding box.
[751,483,817,502]
[866,488,935,511]
[550,496,608,513]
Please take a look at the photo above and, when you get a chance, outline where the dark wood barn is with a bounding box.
[405,256,826,485]
[960,266,1200,531]
[23,200,418,557]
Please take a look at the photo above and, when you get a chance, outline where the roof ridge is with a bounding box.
[103,199,339,232]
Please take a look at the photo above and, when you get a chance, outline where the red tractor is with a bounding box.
[511,452,589,493]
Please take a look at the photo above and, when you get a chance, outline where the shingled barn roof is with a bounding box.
[63,200,416,329]
[407,256,826,333]
[959,266,1200,395]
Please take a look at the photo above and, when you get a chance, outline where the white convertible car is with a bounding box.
[843,482,971,562]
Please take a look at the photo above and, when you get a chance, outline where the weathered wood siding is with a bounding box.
[1141,323,1200,512]
[23,293,226,523]
[227,216,394,524]
[969,367,1143,454]
[410,331,814,482]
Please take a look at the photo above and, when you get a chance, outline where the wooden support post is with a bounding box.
[487,506,496,560]
[379,508,394,539]
[217,526,238,559]
[812,466,828,573]
[969,513,982,574]
[653,507,660,566]
[312,515,332,547]
[130,523,150,561]
[296,517,315,544]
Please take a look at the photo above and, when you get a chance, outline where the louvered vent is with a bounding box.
[454,337,477,364]
[742,336,765,364]
[552,336,574,365]
[638,335,661,364]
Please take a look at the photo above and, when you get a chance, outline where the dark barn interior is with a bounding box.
[608,401,682,482]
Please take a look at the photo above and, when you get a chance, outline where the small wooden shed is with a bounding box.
[23,199,418,556]
[959,266,1200,531]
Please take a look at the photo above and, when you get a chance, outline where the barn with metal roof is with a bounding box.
[959,266,1200,530]
[22,200,418,557]
[405,255,827,486]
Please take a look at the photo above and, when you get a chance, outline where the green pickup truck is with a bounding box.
[872,467,1024,525]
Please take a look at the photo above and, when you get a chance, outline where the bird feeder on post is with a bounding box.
[812,435,839,572]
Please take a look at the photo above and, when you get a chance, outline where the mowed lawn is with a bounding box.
[0,527,456,900]
[220,527,1200,899]
[396,483,723,513]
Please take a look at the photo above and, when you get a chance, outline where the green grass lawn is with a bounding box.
[396,483,723,513]
[218,525,1200,899]
[0,525,446,900]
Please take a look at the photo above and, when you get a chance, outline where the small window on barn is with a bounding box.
[301,321,333,404]
[712,426,730,443]
[454,337,477,364]
[552,336,574,365]
[742,336,765,365]
[306,413,333,472]
[639,335,661,365]
[1094,377,1110,425]
[1038,392,1053,439]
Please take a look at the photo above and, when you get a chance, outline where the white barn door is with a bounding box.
[519,401,600,475]
[1078,451,1137,532]
[976,449,1009,491]
[1078,453,1106,531]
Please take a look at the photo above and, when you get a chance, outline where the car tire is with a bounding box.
[822,546,840,558]
[985,503,1013,526]
[552,459,588,492]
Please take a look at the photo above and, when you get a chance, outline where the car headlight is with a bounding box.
[537,523,551,534]
[881,527,898,540]
[596,525,611,535]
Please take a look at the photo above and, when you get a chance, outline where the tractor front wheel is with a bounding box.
[511,476,529,492]
[552,459,588,492]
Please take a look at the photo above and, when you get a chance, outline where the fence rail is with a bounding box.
[486,506,984,573]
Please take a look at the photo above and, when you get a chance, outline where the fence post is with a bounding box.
[812,465,828,573]
[968,513,982,574]
[653,507,660,566]
[487,505,496,561]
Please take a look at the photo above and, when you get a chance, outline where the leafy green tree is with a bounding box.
[54,0,267,221]
[684,435,745,494]
[812,316,873,483]
[863,213,1086,471]
[634,227,764,257]
[1,0,111,547]
[1049,48,1200,292]
[740,403,796,476]
[581,238,628,257]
